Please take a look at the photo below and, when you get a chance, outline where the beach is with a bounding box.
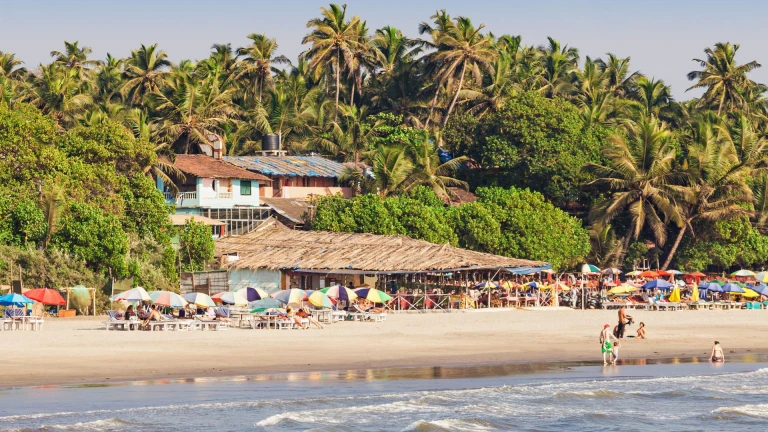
[1,308,765,388]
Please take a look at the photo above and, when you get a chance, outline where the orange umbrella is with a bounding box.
[687,272,706,278]
[656,270,671,277]
[24,288,66,306]
[638,271,659,278]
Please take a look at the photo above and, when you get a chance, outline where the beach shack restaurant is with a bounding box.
[215,218,550,310]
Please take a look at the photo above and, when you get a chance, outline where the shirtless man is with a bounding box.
[141,305,163,329]
[617,306,631,339]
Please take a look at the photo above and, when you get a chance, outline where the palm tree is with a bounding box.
[660,119,753,269]
[236,35,288,102]
[401,135,469,199]
[462,50,517,118]
[302,3,361,119]
[150,74,238,154]
[94,54,124,103]
[373,26,418,76]
[538,37,579,97]
[687,42,762,115]
[418,9,453,129]
[346,21,382,107]
[121,44,171,106]
[0,51,26,79]
[431,16,496,127]
[630,77,673,117]
[597,53,639,97]
[25,63,92,127]
[585,116,684,262]
[371,145,412,196]
[588,223,623,267]
[50,41,97,80]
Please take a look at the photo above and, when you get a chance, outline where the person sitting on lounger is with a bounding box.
[124,305,136,320]
[141,305,163,328]
[285,306,306,328]
[636,322,646,339]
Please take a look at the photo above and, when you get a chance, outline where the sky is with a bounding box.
[2,0,768,100]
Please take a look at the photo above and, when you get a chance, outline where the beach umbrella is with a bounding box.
[474,281,501,289]
[24,288,65,306]
[749,284,768,297]
[701,282,723,293]
[642,279,673,290]
[182,292,216,308]
[0,293,33,307]
[755,272,768,283]
[687,272,707,278]
[321,285,358,302]
[731,269,756,277]
[541,269,556,275]
[601,268,622,275]
[501,281,517,289]
[581,264,600,274]
[625,270,641,276]
[272,289,308,305]
[668,286,681,302]
[666,270,683,275]
[607,285,637,295]
[150,291,188,308]
[526,281,541,288]
[250,298,281,311]
[691,284,700,302]
[111,287,151,302]
[212,291,249,306]
[638,271,659,278]
[721,283,745,294]
[237,287,269,302]
[542,282,570,291]
[354,288,392,303]
[735,288,761,298]
[656,270,672,277]
[306,290,334,308]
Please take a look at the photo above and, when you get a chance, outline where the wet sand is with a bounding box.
[1,308,764,388]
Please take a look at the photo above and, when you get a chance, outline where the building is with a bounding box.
[168,214,226,243]
[215,217,550,294]
[223,155,353,199]
[159,154,273,235]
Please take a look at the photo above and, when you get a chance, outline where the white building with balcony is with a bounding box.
[158,154,272,235]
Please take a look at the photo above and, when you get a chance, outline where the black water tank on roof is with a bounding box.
[262,134,280,151]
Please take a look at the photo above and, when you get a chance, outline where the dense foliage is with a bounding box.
[3,5,768,273]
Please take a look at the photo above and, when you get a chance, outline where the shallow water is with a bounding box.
[2,359,768,431]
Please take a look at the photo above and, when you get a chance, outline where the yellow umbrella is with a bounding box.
[501,281,517,289]
[626,271,641,276]
[733,288,760,298]
[668,286,681,302]
[607,285,636,295]
[542,282,570,291]
[691,284,700,302]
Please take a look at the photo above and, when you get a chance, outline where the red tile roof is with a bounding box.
[172,155,270,182]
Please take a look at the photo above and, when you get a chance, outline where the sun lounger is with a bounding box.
[194,316,227,331]
[688,301,711,310]
[655,302,681,311]
[104,310,130,331]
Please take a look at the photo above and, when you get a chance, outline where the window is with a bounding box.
[240,180,252,196]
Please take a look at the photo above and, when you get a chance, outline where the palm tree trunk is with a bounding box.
[350,80,356,108]
[616,232,633,267]
[442,62,467,128]
[335,51,340,122]
[258,78,263,103]
[425,84,441,129]
[661,224,687,270]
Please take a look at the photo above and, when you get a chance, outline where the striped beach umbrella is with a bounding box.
[321,285,358,302]
[306,290,334,308]
[150,291,188,308]
[354,288,392,303]
[732,269,756,277]
[755,272,768,283]
[581,264,600,274]
[182,292,216,308]
[272,289,308,305]
[111,287,150,302]
[237,287,269,302]
[212,291,249,306]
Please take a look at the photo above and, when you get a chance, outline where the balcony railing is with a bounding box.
[178,192,197,200]
[216,192,233,199]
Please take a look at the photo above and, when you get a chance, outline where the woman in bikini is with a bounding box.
[710,341,725,362]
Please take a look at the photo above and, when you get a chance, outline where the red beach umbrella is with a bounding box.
[24,288,66,306]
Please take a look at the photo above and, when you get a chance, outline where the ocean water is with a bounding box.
[2,359,768,431]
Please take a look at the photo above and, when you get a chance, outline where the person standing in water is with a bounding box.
[710,341,725,362]
[600,324,618,365]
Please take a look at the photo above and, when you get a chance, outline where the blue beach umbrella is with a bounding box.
[474,281,501,289]
[700,282,723,293]
[0,293,33,307]
[721,283,745,294]
[749,284,768,297]
[642,279,673,290]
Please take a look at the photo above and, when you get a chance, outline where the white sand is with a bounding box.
[1,308,763,387]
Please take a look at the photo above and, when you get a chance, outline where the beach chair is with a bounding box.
[351,305,373,321]
[103,310,127,330]
[0,311,13,331]
[194,316,226,331]
[29,315,44,331]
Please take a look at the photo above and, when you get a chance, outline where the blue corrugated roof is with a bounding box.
[222,156,346,178]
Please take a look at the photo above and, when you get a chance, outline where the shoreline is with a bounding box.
[2,310,765,389]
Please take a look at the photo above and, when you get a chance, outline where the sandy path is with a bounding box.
[1,308,763,387]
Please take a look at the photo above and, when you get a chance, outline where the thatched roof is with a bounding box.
[171,155,270,182]
[216,218,548,274]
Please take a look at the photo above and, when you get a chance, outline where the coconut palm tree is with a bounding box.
[121,44,171,106]
[0,51,26,79]
[461,50,518,118]
[538,37,579,97]
[25,63,92,127]
[94,54,124,104]
[150,74,238,154]
[373,26,418,77]
[585,116,684,261]
[430,16,496,127]
[400,135,469,199]
[418,9,454,129]
[236,34,289,102]
[198,44,240,83]
[371,145,412,196]
[50,41,97,80]
[302,3,361,119]
[687,42,762,115]
[630,76,674,118]
[597,53,639,97]
[346,21,382,107]
[660,119,753,269]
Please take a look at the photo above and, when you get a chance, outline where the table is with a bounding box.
[310,309,332,324]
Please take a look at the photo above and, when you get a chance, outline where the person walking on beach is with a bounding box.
[710,341,725,362]
[600,324,618,365]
